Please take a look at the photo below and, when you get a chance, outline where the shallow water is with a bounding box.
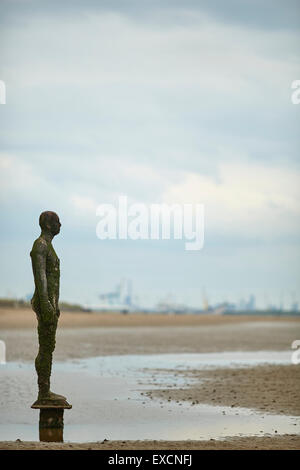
[61,350,293,373]
[0,351,299,442]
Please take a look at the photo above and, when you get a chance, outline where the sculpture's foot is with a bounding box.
[32,391,72,409]
[38,391,66,401]
[34,390,69,407]
[47,391,67,401]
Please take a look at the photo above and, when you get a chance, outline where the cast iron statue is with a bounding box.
[30,211,69,406]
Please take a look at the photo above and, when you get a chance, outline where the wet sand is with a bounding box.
[1,308,300,450]
[145,364,300,416]
[1,435,300,450]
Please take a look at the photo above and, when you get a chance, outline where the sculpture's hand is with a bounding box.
[40,300,56,325]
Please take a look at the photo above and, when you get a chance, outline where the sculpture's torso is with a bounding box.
[30,237,60,312]
[45,243,60,310]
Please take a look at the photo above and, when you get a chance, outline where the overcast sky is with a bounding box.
[0,0,299,309]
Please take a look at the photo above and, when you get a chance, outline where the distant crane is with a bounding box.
[99,279,133,311]
[202,287,209,311]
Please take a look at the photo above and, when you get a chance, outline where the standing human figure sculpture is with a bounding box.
[30,211,69,405]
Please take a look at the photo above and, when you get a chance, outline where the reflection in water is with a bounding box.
[40,426,63,442]
[39,409,64,442]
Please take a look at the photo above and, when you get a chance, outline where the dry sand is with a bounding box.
[1,308,300,450]
[1,308,299,361]
[1,307,299,329]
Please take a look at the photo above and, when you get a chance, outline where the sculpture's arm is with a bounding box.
[31,241,49,302]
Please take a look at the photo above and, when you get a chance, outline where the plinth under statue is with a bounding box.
[30,211,71,441]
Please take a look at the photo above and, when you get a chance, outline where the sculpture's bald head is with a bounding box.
[39,211,61,236]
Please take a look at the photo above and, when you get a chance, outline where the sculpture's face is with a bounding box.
[51,215,61,235]
[49,214,61,235]
[39,210,61,236]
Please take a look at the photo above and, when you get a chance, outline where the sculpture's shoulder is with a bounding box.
[30,237,49,258]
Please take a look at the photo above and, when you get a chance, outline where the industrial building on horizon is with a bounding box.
[96,281,299,315]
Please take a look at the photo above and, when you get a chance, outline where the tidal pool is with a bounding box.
[0,351,298,442]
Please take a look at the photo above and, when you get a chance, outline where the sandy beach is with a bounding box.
[1,435,300,450]
[0,308,300,450]
[1,308,299,361]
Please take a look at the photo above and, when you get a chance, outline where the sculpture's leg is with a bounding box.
[35,318,57,399]
[34,315,68,404]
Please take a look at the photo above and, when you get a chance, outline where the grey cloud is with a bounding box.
[0,0,299,307]
[1,0,300,31]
